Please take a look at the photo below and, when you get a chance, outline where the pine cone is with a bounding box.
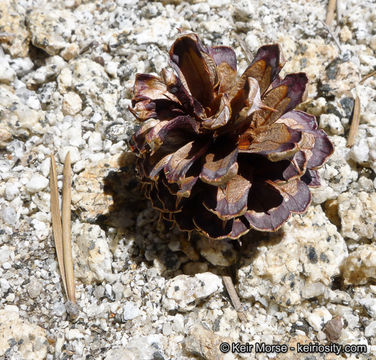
[129,33,333,240]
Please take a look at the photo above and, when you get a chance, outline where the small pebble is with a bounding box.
[306,307,332,332]
[58,146,80,164]
[26,174,49,193]
[122,302,140,321]
[27,278,43,298]
[88,131,103,152]
[365,321,376,338]
[324,316,343,341]
[62,92,83,116]
[0,206,18,226]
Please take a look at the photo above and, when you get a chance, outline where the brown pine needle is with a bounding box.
[360,70,376,84]
[347,95,361,147]
[222,275,246,322]
[62,152,76,303]
[326,0,336,26]
[50,155,67,297]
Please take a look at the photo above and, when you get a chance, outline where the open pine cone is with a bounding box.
[129,33,333,240]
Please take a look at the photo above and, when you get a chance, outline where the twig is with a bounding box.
[222,275,246,322]
[347,95,360,147]
[325,0,337,26]
[62,152,76,303]
[50,155,67,296]
[359,70,376,84]
[321,21,343,54]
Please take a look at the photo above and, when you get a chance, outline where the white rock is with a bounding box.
[39,158,51,178]
[9,57,34,77]
[0,246,13,265]
[57,67,73,93]
[31,219,49,240]
[163,272,223,311]
[52,302,66,317]
[27,56,67,87]
[58,146,80,164]
[27,8,76,55]
[64,125,83,147]
[342,245,376,285]
[312,135,357,204]
[70,58,120,119]
[302,282,326,299]
[0,278,10,293]
[358,297,376,317]
[25,174,49,193]
[0,206,18,226]
[105,335,162,360]
[104,348,136,360]
[365,321,376,337]
[350,138,369,163]
[197,237,236,266]
[73,223,113,284]
[0,123,12,148]
[203,17,230,34]
[122,302,140,321]
[195,272,223,299]
[65,329,84,340]
[0,0,29,57]
[105,61,118,77]
[2,262,11,270]
[306,307,332,332]
[208,0,231,6]
[88,131,103,152]
[239,206,347,307]
[60,42,79,61]
[185,324,236,360]
[172,314,185,333]
[319,114,344,135]
[27,278,43,298]
[72,159,86,173]
[0,86,44,135]
[245,31,260,52]
[336,306,359,330]
[0,56,16,83]
[0,306,47,359]
[25,94,41,110]
[133,18,171,45]
[338,192,376,240]
[62,91,82,115]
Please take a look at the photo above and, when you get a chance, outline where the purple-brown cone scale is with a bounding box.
[129,33,334,240]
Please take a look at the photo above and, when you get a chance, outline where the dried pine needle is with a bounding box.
[50,155,67,297]
[222,275,246,322]
[347,95,360,147]
[62,152,76,303]
[360,70,376,84]
[326,0,336,26]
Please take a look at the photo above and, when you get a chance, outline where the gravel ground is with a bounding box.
[0,0,376,359]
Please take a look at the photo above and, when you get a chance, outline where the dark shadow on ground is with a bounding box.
[98,151,285,282]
